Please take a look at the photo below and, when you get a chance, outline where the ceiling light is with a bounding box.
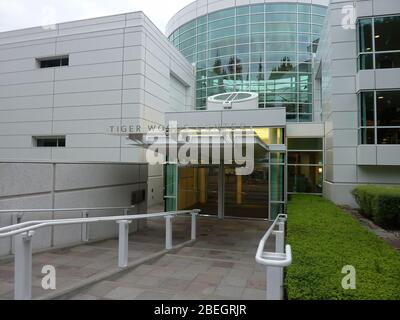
[375,35,380,38]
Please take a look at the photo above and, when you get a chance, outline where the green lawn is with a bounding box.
[285,195,400,300]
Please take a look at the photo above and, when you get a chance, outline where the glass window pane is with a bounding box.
[359,54,373,70]
[236,6,249,16]
[359,91,375,126]
[266,3,297,13]
[357,18,373,53]
[209,17,235,30]
[236,15,249,25]
[270,164,285,201]
[374,16,400,51]
[375,52,400,69]
[298,4,311,13]
[377,128,400,144]
[312,6,326,16]
[376,91,400,126]
[312,15,325,25]
[265,23,296,32]
[298,23,311,33]
[288,152,323,165]
[359,128,375,144]
[288,138,323,150]
[208,8,235,22]
[250,4,264,14]
[288,166,323,193]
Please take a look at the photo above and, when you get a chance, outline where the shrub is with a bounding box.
[352,185,400,228]
[286,195,400,300]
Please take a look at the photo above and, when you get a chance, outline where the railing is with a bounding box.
[0,206,138,244]
[0,208,200,300]
[255,214,292,300]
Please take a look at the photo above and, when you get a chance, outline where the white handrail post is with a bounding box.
[266,266,283,300]
[117,220,131,268]
[14,231,34,300]
[190,210,199,240]
[165,215,173,250]
[123,208,129,216]
[81,210,89,242]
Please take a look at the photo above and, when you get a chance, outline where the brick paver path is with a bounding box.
[66,217,272,300]
[0,215,271,300]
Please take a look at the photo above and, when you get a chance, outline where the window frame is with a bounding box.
[358,90,400,145]
[357,14,400,71]
[33,136,66,148]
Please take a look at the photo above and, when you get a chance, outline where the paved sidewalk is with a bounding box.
[0,215,271,300]
[66,217,271,300]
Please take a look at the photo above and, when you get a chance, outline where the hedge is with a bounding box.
[352,185,400,228]
[286,195,400,300]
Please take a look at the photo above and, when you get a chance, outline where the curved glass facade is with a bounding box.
[168,3,327,122]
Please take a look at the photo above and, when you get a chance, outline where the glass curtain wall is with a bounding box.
[169,3,327,122]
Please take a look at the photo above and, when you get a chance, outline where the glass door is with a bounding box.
[224,164,269,219]
[177,166,219,215]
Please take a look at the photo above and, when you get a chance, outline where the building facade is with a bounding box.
[0,12,195,255]
[0,11,195,208]
[316,0,400,205]
[0,0,398,240]
[165,0,328,220]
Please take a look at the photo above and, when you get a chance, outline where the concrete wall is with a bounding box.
[0,11,196,208]
[0,161,147,257]
[317,0,400,207]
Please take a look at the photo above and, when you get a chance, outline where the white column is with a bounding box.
[165,215,174,249]
[191,211,198,240]
[117,220,131,268]
[81,210,89,242]
[266,266,283,300]
[14,231,34,300]
[218,162,225,219]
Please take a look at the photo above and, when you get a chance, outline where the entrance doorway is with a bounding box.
[175,164,270,220]
[177,166,219,216]
[224,164,269,219]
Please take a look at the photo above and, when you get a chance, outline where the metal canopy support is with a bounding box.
[14,231,34,300]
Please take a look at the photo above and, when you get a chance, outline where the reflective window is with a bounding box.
[374,16,400,51]
[169,3,327,121]
[287,138,323,194]
[358,91,400,144]
[358,15,400,70]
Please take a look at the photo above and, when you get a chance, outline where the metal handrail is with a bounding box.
[0,210,193,238]
[255,214,292,266]
[0,206,136,214]
[255,213,292,300]
[3,208,201,300]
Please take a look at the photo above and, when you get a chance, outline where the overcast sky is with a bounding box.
[0,0,193,34]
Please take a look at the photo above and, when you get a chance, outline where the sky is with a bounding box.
[0,0,194,34]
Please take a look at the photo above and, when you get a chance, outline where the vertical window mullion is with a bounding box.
[372,17,376,69]
[374,91,378,145]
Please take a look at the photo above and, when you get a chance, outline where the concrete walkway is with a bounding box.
[0,216,271,300]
